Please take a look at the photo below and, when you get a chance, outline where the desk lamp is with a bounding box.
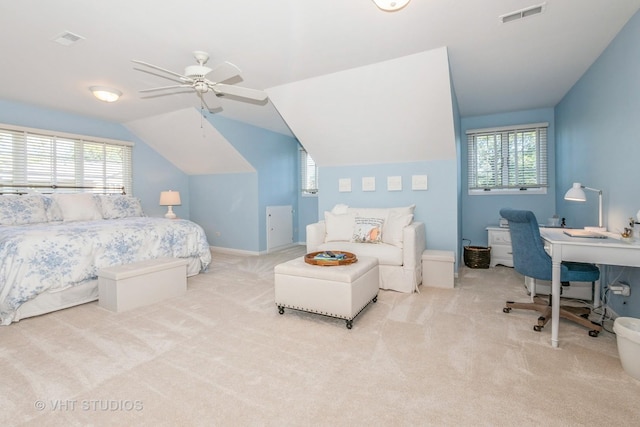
[159,190,181,219]
[564,182,605,232]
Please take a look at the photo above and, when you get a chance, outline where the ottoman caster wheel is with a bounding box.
[346,320,353,329]
[589,330,600,337]
[533,325,543,332]
[372,296,378,303]
[503,307,511,313]
[278,306,284,315]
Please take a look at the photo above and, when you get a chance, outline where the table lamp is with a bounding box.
[564,182,605,232]
[159,190,181,219]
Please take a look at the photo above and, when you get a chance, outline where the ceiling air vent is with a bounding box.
[52,31,85,46]
[500,2,546,24]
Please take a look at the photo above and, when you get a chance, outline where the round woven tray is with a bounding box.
[304,251,358,266]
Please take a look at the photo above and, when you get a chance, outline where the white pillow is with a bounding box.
[389,204,416,216]
[351,217,384,244]
[324,211,355,242]
[382,213,414,248]
[53,193,102,222]
[349,208,388,220]
[331,204,349,215]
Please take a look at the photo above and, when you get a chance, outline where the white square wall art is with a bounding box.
[412,174,428,190]
[338,178,352,192]
[387,176,402,191]
[362,177,376,192]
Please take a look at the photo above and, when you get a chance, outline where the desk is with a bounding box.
[539,228,640,348]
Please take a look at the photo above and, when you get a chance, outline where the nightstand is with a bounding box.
[486,226,513,267]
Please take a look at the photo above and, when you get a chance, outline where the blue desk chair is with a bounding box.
[499,208,602,337]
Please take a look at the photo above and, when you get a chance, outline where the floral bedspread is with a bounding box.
[0,217,211,325]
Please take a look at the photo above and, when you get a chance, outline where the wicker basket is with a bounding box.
[463,245,491,269]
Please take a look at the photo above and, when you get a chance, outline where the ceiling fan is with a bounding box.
[132,51,268,112]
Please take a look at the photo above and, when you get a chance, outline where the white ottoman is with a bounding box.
[421,250,455,289]
[274,256,379,329]
[98,257,188,312]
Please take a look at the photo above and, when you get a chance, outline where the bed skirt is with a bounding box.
[11,256,203,323]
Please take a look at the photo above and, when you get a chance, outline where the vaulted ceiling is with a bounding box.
[1,1,639,169]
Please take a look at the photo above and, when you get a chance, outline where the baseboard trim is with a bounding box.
[210,243,305,257]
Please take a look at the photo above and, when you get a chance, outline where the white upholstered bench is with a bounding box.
[98,257,188,312]
[274,255,379,329]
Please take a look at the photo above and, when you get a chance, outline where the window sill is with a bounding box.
[468,188,547,196]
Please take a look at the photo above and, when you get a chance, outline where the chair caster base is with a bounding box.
[503,307,512,313]
[533,325,543,332]
[589,329,600,337]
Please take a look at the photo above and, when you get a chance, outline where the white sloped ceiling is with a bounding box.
[125,108,255,175]
[267,47,457,167]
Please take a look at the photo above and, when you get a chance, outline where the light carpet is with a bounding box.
[1,245,638,426]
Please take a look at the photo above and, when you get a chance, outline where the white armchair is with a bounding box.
[306,205,426,293]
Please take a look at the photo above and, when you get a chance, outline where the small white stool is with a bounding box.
[98,257,188,312]
[421,250,455,289]
[274,256,379,329]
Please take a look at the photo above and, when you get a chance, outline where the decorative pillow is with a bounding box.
[52,193,102,222]
[331,204,349,215]
[389,204,416,216]
[351,217,384,244]
[324,211,356,242]
[42,195,63,222]
[382,213,414,248]
[0,195,49,225]
[98,195,145,219]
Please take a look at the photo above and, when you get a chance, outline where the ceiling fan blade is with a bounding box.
[132,59,189,81]
[214,83,268,101]
[197,92,221,113]
[208,61,241,83]
[139,84,193,93]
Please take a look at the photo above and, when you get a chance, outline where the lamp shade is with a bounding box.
[159,191,181,206]
[564,182,586,201]
[564,182,605,230]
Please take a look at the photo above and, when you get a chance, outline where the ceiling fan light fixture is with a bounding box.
[372,0,410,11]
[184,65,212,78]
[90,86,122,103]
[194,81,210,93]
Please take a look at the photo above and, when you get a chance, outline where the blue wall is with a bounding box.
[318,159,459,258]
[0,100,189,219]
[190,115,301,252]
[555,10,640,317]
[189,173,258,251]
[460,108,557,248]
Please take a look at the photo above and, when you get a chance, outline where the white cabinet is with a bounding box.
[487,226,513,267]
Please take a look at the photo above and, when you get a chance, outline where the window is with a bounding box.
[0,124,133,194]
[467,122,548,194]
[300,148,318,196]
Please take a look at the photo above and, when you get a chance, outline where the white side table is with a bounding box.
[486,226,514,267]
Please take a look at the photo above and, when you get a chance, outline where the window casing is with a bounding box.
[300,148,318,196]
[0,124,133,194]
[467,123,548,195]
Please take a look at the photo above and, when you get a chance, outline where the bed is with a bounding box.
[0,189,211,325]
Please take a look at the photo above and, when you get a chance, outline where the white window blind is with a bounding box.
[467,123,547,193]
[300,148,318,195]
[0,125,133,194]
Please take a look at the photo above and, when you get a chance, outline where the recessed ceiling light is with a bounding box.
[90,86,122,103]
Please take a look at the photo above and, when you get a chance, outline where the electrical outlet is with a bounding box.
[610,282,631,296]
